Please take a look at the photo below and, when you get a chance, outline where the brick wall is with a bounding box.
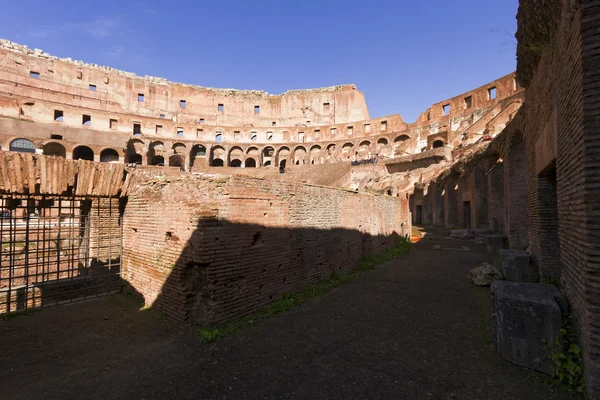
[121,172,408,325]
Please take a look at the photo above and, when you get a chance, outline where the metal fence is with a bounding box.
[0,195,122,314]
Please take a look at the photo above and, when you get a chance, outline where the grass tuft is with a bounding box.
[198,236,412,342]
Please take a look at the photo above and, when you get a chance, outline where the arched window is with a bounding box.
[212,159,224,167]
[100,148,120,163]
[245,158,257,168]
[215,133,223,142]
[432,140,445,148]
[73,146,94,161]
[230,159,242,167]
[9,138,35,153]
[42,142,66,157]
[264,160,272,166]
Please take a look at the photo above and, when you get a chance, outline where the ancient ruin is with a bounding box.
[1,0,599,397]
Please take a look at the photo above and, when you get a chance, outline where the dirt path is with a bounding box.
[0,227,573,399]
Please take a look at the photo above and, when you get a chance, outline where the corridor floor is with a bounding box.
[0,227,574,399]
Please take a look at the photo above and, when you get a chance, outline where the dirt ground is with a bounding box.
[0,227,576,399]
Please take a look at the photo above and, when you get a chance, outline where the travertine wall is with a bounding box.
[121,172,409,325]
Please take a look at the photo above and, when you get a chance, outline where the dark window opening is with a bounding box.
[254,105,260,113]
[199,118,205,123]
[30,71,40,79]
[50,134,63,140]
[10,138,35,153]
[180,100,186,108]
[138,93,145,102]
[82,115,91,126]
[177,128,184,137]
[133,123,142,136]
[464,96,472,108]
[212,159,224,167]
[442,104,450,115]
[272,121,276,126]
[156,125,163,134]
[215,133,223,142]
[323,102,330,112]
[77,71,83,80]
[89,84,97,91]
[218,104,224,112]
[488,87,497,100]
[54,110,64,122]
[73,146,94,161]
[159,114,165,119]
[110,119,117,129]
[100,148,119,162]
[433,140,445,148]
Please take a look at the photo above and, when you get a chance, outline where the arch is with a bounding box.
[309,145,322,165]
[432,139,445,148]
[359,140,371,147]
[212,158,224,167]
[293,146,307,166]
[172,142,187,154]
[326,143,336,154]
[341,142,354,161]
[126,139,145,164]
[247,146,259,155]
[377,137,388,145]
[276,146,290,167]
[230,159,242,167]
[279,159,287,168]
[42,142,66,158]
[190,144,207,168]
[72,145,94,161]
[264,160,272,167]
[100,148,120,163]
[394,135,410,143]
[9,138,35,153]
[169,154,184,168]
[263,146,275,157]
[245,158,257,168]
[148,141,166,165]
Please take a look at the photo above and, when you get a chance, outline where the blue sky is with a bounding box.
[0,0,518,122]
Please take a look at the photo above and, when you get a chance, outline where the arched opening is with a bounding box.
[169,154,184,168]
[212,159,224,167]
[394,135,411,155]
[264,160,272,166]
[377,138,388,145]
[190,144,206,168]
[149,142,166,165]
[100,148,120,163]
[276,146,290,168]
[72,146,94,161]
[341,142,354,161]
[9,138,35,153]
[245,158,257,168]
[293,146,307,166]
[280,159,287,168]
[309,145,322,165]
[432,140,445,148]
[211,145,226,168]
[126,139,145,164]
[42,142,66,158]
[151,156,165,166]
[263,147,275,157]
[230,159,242,167]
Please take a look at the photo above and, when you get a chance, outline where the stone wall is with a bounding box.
[121,172,409,325]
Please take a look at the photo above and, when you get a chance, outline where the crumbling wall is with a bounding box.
[121,172,408,325]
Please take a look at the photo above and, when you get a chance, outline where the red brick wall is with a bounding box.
[121,173,408,325]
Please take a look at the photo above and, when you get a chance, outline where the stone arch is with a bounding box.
[341,142,354,161]
[432,139,445,149]
[309,145,322,165]
[230,159,242,167]
[326,143,337,155]
[358,141,371,157]
[172,142,187,154]
[42,142,66,158]
[293,146,307,165]
[247,146,259,155]
[72,145,94,161]
[148,141,166,166]
[377,137,388,146]
[126,139,145,164]
[100,148,120,163]
[210,145,226,167]
[276,146,290,167]
[245,157,257,168]
[190,144,207,168]
[262,146,275,166]
[228,146,244,165]
[9,138,35,153]
[393,134,411,155]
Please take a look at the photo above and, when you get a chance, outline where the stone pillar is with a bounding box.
[504,141,528,249]
[487,161,505,234]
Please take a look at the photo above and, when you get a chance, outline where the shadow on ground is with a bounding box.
[0,226,574,400]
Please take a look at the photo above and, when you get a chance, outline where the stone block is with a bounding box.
[500,249,536,282]
[468,262,503,286]
[475,229,492,244]
[485,235,504,254]
[491,281,566,374]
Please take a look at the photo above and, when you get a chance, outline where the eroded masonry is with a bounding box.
[1,0,599,397]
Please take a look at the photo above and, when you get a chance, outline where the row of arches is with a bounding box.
[8,138,120,162]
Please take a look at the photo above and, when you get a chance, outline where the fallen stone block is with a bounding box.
[475,229,492,244]
[491,281,566,374]
[485,235,504,254]
[500,249,536,282]
[468,262,503,286]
